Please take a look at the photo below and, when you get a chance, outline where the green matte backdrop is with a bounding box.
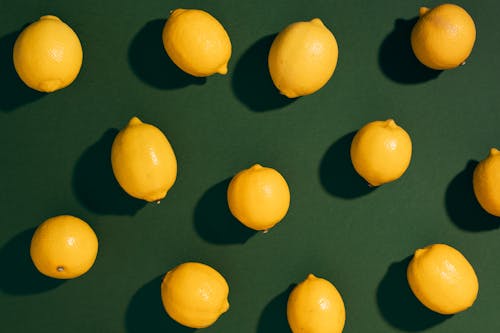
[1,0,499,332]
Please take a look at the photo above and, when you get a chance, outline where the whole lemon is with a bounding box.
[13,15,83,92]
[473,148,500,216]
[161,262,230,328]
[411,4,476,70]
[268,18,338,98]
[162,9,232,77]
[111,117,177,202]
[30,215,98,279]
[350,119,412,186]
[227,164,290,231]
[407,243,479,315]
[287,274,346,333]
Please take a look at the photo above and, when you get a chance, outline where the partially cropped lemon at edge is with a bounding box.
[162,8,232,77]
[407,243,479,315]
[287,274,346,333]
[268,18,338,98]
[111,117,177,202]
[30,215,98,279]
[473,148,500,216]
[13,15,83,92]
[227,164,290,231]
[161,262,230,328]
[411,4,476,70]
[350,119,412,186]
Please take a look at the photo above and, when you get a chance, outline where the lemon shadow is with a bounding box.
[0,29,45,111]
[125,274,195,333]
[128,19,206,89]
[376,256,451,331]
[256,285,294,333]
[231,34,295,112]
[72,129,146,215]
[378,18,441,84]
[319,131,377,199]
[193,178,256,244]
[445,160,500,231]
[0,228,65,294]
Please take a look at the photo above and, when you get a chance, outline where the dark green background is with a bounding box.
[1,0,499,332]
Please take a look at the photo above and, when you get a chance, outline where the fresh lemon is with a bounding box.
[473,148,500,216]
[411,4,476,70]
[227,164,290,231]
[161,262,230,328]
[268,18,338,98]
[111,117,177,202]
[13,15,83,92]
[162,8,232,77]
[407,243,479,314]
[287,274,346,333]
[350,119,412,186]
[30,215,98,279]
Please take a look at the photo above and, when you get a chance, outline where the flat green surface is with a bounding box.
[1,0,499,332]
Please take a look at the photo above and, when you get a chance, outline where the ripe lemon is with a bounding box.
[473,148,500,216]
[411,4,476,70]
[227,164,290,231]
[161,262,230,328]
[111,117,177,202]
[30,215,98,279]
[162,9,232,77]
[407,243,479,314]
[268,18,338,98]
[287,274,346,333]
[350,119,412,186]
[13,15,83,92]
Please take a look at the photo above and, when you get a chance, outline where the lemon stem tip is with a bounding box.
[489,148,500,156]
[419,7,430,17]
[57,266,64,272]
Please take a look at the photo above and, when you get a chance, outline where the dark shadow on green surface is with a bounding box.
[72,129,146,215]
[319,131,377,199]
[0,228,65,294]
[194,178,256,244]
[231,34,295,112]
[378,18,442,84]
[445,160,500,231]
[257,285,294,333]
[125,275,196,333]
[0,30,45,111]
[128,19,206,89]
[377,256,451,331]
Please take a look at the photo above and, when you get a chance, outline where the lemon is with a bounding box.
[111,117,177,202]
[227,164,290,231]
[162,8,232,77]
[411,4,476,70]
[13,15,83,92]
[287,274,345,333]
[161,262,230,328]
[350,119,412,186]
[473,148,500,216]
[30,215,98,279]
[268,18,338,98]
[407,243,479,314]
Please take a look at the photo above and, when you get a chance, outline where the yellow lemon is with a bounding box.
[161,262,230,328]
[13,15,83,92]
[111,117,177,202]
[268,18,338,98]
[287,274,346,333]
[162,8,232,77]
[473,148,500,216]
[227,164,290,231]
[411,4,476,70]
[407,243,479,314]
[350,119,412,186]
[30,215,98,279]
